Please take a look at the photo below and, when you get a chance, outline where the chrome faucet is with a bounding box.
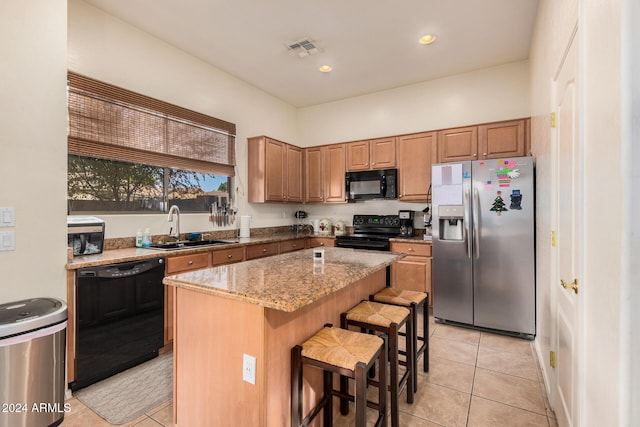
[167,205,181,241]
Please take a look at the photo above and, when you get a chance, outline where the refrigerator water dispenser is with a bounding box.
[438,205,464,241]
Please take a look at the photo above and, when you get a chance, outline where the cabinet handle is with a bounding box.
[483,152,487,156]
[292,244,297,248]
[371,162,375,165]
[473,153,477,157]
[262,248,267,252]
[408,248,413,252]
[188,260,193,265]
[227,254,233,258]
[365,162,369,166]
[320,243,325,246]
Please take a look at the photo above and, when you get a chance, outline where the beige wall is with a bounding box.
[297,60,530,147]
[0,0,68,303]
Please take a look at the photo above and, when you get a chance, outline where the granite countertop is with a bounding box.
[66,233,329,270]
[163,247,404,312]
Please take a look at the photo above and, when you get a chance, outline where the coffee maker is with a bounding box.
[398,210,414,238]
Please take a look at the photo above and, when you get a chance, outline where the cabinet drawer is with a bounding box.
[246,242,280,260]
[211,247,245,266]
[166,252,210,274]
[308,237,335,248]
[391,242,432,257]
[280,238,306,253]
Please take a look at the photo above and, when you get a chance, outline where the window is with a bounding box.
[67,155,231,213]
[67,72,236,213]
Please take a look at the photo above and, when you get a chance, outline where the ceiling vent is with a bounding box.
[286,38,319,58]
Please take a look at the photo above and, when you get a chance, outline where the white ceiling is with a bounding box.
[82,0,539,108]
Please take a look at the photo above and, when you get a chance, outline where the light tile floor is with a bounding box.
[61,313,557,426]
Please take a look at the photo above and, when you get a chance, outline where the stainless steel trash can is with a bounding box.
[0,298,67,427]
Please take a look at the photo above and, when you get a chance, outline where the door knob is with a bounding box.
[560,278,579,294]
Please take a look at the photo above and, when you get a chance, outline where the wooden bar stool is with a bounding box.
[341,301,413,427]
[371,289,429,393]
[291,325,387,427]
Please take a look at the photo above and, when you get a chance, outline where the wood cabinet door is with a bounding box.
[324,144,346,203]
[304,147,324,203]
[391,255,429,293]
[264,138,286,201]
[346,140,370,171]
[478,119,525,159]
[286,144,303,202]
[211,247,245,266]
[246,242,280,260]
[437,126,478,162]
[279,238,306,253]
[166,252,210,274]
[370,137,396,169]
[397,132,437,201]
[308,237,335,247]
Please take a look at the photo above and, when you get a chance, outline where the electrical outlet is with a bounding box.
[243,353,256,385]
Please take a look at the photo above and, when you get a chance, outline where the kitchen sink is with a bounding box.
[147,240,238,250]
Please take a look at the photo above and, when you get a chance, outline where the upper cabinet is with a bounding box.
[437,119,528,163]
[397,132,437,202]
[304,144,346,204]
[478,119,525,159]
[346,137,396,171]
[437,126,478,162]
[248,136,302,203]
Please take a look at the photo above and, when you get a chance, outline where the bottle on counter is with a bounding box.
[135,229,143,248]
[142,228,151,248]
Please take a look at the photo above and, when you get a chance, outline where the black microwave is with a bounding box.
[345,168,397,201]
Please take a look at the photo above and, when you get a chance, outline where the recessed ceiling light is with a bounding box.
[419,34,436,45]
[319,65,332,73]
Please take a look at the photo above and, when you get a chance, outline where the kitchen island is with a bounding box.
[163,247,404,426]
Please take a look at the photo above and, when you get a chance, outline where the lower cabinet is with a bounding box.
[246,242,280,260]
[308,237,335,248]
[390,242,433,307]
[279,238,306,253]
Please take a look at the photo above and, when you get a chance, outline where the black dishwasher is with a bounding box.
[72,257,165,391]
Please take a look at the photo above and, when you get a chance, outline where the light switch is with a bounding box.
[0,207,15,227]
[0,231,15,251]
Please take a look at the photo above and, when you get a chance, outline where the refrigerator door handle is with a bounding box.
[473,187,480,259]
[464,187,471,258]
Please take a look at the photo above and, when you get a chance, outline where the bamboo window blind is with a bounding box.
[67,72,236,176]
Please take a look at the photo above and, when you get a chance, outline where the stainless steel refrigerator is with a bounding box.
[432,157,535,338]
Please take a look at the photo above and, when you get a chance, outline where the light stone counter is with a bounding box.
[66,233,324,269]
[163,247,404,312]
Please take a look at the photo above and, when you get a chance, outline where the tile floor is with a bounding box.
[61,313,557,426]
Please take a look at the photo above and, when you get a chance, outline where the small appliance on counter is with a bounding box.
[318,218,333,236]
[423,205,432,240]
[398,210,414,238]
[67,216,105,256]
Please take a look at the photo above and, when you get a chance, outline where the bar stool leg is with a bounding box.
[323,370,333,427]
[291,345,303,427]
[423,295,429,373]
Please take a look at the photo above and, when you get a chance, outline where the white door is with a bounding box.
[552,28,583,427]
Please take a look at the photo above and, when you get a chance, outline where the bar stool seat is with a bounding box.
[291,326,387,427]
[372,288,429,393]
[341,301,413,427]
